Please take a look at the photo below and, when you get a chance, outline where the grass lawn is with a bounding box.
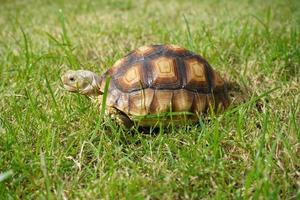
[0,0,299,199]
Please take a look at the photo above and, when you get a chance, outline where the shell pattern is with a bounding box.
[99,44,230,124]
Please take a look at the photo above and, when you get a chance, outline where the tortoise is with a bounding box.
[61,44,230,127]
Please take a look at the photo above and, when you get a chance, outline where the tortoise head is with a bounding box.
[61,70,102,96]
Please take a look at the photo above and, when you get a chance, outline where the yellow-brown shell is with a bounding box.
[100,44,230,126]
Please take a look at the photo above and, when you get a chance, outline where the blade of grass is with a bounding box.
[101,76,111,116]
[20,27,31,68]
[183,14,195,50]
[40,151,53,199]
[58,9,71,47]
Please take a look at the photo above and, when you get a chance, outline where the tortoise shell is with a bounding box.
[100,44,230,126]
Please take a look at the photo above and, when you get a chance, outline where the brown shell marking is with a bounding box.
[150,56,179,87]
[212,70,225,90]
[115,64,145,92]
[149,90,173,113]
[128,89,154,116]
[184,58,207,88]
[172,89,194,112]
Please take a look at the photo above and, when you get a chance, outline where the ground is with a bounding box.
[0,0,299,199]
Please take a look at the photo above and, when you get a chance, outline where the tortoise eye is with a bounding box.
[69,77,75,82]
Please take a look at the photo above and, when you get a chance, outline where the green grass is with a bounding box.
[0,0,299,199]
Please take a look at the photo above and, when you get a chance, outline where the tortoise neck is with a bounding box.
[80,73,102,96]
[90,75,102,96]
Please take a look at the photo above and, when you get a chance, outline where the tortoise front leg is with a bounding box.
[107,106,133,128]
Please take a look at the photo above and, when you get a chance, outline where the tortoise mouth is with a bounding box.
[63,84,79,92]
